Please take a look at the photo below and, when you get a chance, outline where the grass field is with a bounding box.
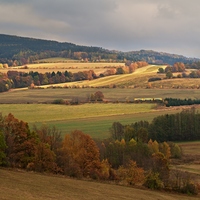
[178,141,200,156]
[0,103,190,139]
[0,168,199,200]
[172,141,200,183]
[0,103,155,138]
[2,88,200,104]
[0,61,125,75]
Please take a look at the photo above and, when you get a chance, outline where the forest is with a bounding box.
[0,108,199,195]
[0,34,199,66]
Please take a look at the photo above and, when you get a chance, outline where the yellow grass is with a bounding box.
[35,65,166,88]
[0,62,125,74]
[172,141,200,182]
[0,168,199,200]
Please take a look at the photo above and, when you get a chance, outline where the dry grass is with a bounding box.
[172,141,200,183]
[0,168,199,200]
[179,141,200,156]
[2,88,200,104]
[0,62,125,74]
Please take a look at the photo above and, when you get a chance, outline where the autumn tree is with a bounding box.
[61,130,101,178]
[0,131,6,166]
[30,142,57,173]
[172,62,185,72]
[148,139,159,154]
[151,152,170,185]
[33,124,62,153]
[94,91,104,101]
[159,142,171,160]
[1,113,37,168]
[117,160,145,186]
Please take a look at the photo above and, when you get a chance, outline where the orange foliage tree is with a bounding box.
[1,113,37,168]
[117,160,145,186]
[61,130,101,178]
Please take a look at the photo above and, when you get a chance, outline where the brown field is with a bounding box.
[172,141,200,183]
[179,141,200,156]
[0,168,199,200]
[0,62,125,75]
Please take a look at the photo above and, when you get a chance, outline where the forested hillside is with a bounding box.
[0,34,199,66]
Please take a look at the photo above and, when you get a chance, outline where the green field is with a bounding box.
[0,168,199,200]
[2,88,200,104]
[0,103,155,138]
[0,103,187,139]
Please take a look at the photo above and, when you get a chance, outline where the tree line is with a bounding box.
[0,61,148,92]
[112,107,200,143]
[165,98,200,107]
[0,112,199,194]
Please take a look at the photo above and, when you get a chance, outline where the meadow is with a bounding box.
[1,168,199,200]
[0,102,194,139]
[172,141,200,184]
[1,84,200,138]
[2,88,200,104]
[0,103,157,139]
[0,61,125,75]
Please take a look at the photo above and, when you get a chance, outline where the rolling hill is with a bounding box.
[0,34,199,65]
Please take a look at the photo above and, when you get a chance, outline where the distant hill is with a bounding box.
[118,50,200,65]
[0,34,199,65]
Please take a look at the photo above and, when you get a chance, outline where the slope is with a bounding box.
[0,168,199,200]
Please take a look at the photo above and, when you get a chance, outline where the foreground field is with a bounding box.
[0,168,199,200]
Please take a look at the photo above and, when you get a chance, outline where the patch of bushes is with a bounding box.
[143,171,163,189]
[52,99,66,105]
[148,77,162,82]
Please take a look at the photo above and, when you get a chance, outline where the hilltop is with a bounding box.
[0,34,199,66]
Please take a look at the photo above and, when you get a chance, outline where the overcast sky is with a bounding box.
[0,0,200,58]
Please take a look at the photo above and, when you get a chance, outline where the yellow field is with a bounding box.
[0,168,199,200]
[0,61,125,74]
[32,65,166,88]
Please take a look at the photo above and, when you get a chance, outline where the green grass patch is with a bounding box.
[0,103,182,139]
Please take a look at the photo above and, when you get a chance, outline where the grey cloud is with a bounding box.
[0,0,200,57]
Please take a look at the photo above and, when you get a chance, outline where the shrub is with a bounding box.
[181,182,198,195]
[169,143,182,158]
[117,160,145,186]
[148,77,162,82]
[52,99,66,104]
[144,171,163,189]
